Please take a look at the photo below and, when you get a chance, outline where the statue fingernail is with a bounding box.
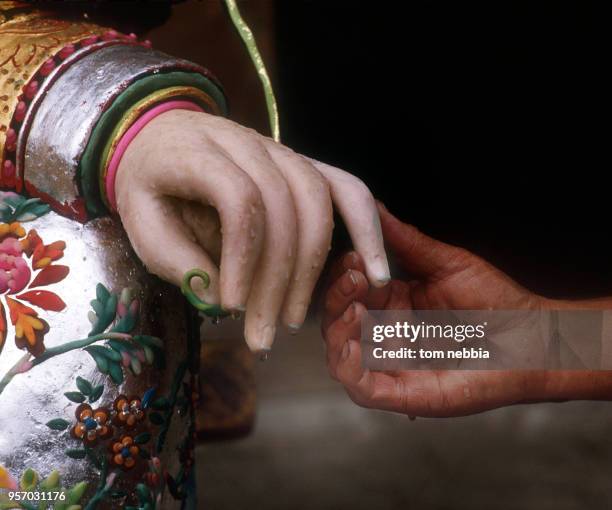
[258,325,276,351]
[287,324,301,335]
[257,348,271,362]
[342,303,356,324]
[340,270,357,296]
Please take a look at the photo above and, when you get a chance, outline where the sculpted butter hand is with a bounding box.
[115,110,389,352]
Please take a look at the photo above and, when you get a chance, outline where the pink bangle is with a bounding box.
[105,100,204,211]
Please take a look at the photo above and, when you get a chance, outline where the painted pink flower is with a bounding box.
[0,237,31,294]
[0,222,69,357]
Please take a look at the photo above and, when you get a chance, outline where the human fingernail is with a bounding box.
[341,340,351,361]
[344,252,359,269]
[342,302,356,324]
[339,269,357,296]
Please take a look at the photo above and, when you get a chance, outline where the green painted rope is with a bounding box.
[224,0,280,142]
[181,269,228,317]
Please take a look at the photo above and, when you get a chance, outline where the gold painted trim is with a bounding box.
[0,12,108,157]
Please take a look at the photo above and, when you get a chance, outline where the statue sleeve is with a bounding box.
[0,3,227,222]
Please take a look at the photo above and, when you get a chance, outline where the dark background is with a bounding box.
[275,0,610,300]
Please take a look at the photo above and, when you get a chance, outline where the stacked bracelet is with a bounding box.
[23,44,226,221]
[104,100,205,212]
[98,87,214,211]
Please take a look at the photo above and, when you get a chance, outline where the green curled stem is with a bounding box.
[181,269,228,318]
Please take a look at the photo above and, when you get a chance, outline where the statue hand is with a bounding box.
[115,110,389,351]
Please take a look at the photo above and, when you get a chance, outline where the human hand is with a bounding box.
[114,110,390,352]
[321,204,555,417]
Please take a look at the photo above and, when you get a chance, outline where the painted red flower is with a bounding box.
[0,222,69,357]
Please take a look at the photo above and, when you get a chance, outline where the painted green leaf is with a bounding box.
[88,286,118,336]
[66,481,88,505]
[64,391,85,403]
[135,483,152,505]
[46,418,69,431]
[129,356,142,376]
[52,489,69,510]
[96,283,110,303]
[111,311,137,334]
[139,448,151,460]
[108,361,124,385]
[84,345,122,362]
[148,412,164,425]
[107,339,134,353]
[15,202,51,222]
[134,432,151,445]
[19,467,38,491]
[0,195,50,223]
[39,470,60,491]
[89,384,104,403]
[84,346,122,375]
[133,335,163,349]
[65,449,87,460]
[65,505,82,510]
[75,377,93,396]
[142,345,155,365]
[151,397,170,410]
[89,299,104,317]
[103,294,118,323]
[93,352,109,374]
[2,194,23,207]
